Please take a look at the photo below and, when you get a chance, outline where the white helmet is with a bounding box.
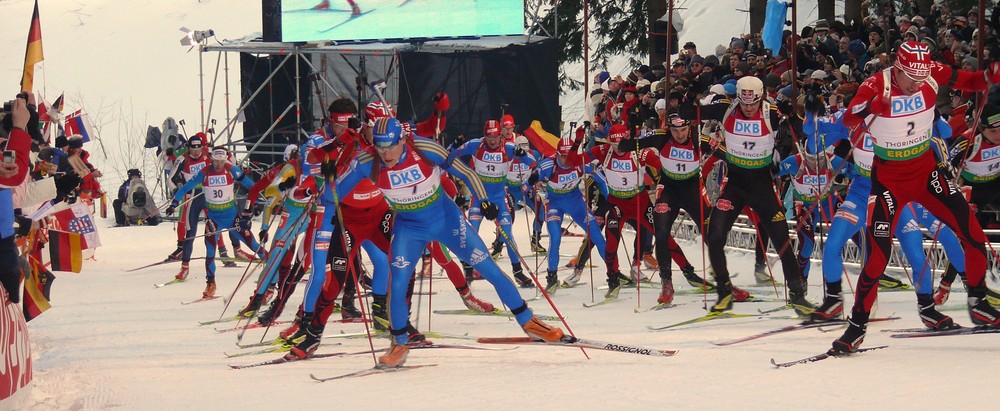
[736,76,764,105]
[283,144,299,162]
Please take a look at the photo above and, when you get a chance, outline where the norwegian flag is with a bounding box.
[49,202,101,250]
[64,109,96,143]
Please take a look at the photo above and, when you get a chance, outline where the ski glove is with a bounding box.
[258,229,269,244]
[616,137,637,152]
[237,212,253,231]
[514,146,527,157]
[480,200,499,221]
[165,200,179,216]
[453,195,468,208]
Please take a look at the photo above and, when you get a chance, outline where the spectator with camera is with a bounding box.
[1,93,37,304]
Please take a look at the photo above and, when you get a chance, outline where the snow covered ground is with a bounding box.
[4,1,1000,410]
[17,213,1000,410]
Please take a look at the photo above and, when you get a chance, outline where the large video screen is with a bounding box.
[281,0,525,43]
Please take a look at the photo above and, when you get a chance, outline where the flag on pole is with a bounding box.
[23,260,55,322]
[50,202,101,249]
[20,0,44,92]
[48,230,83,273]
[521,120,560,157]
[65,110,96,143]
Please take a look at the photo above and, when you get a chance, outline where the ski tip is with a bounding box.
[769,358,780,367]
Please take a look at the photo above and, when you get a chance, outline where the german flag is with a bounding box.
[521,120,560,157]
[23,259,55,322]
[20,0,44,92]
[48,230,82,273]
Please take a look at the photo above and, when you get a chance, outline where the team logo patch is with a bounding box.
[391,255,411,269]
[716,199,734,212]
[873,221,891,238]
[469,249,488,265]
[835,209,859,225]
[331,257,348,271]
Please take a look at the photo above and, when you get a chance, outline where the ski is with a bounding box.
[559,281,588,288]
[229,352,346,370]
[199,315,243,326]
[647,312,758,331]
[284,8,351,13]
[128,256,205,273]
[310,364,437,382]
[320,9,374,33]
[634,303,679,313]
[237,337,285,349]
[215,320,290,333]
[477,336,678,357]
[598,282,661,290]
[226,344,292,358]
[432,309,560,322]
[582,297,618,308]
[181,296,220,305]
[154,278,192,288]
[890,325,1000,338]
[324,331,478,340]
[712,316,900,346]
[770,345,889,368]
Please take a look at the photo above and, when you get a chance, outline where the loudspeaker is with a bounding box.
[262,0,281,42]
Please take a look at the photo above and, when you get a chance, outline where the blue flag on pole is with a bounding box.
[762,0,789,56]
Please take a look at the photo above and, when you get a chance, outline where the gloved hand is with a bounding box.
[526,171,540,187]
[277,176,296,191]
[449,134,466,151]
[514,146,526,157]
[54,172,81,199]
[165,200,179,216]
[865,94,889,116]
[987,61,1000,84]
[480,200,499,221]
[321,160,337,180]
[616,137,637,152]
[237,211,252,231]
[258,229,269,244]
[453,195,468,208]
[433,92,450,112]
[803,84,826,115]
[271,203,284,217]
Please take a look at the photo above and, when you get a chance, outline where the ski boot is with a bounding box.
[657,280,675,305]
[218,247,237,267]
[630,266,652,284]
[378,340,410,368]
[565,257,579,269]
[604,272,632,299]
[642,252,658,270]
[175,263,190,281]
[917,294,954,329]
[257,300,282,326]
[287,322,324,359]
[788,285,816,317]
[878,274,907,290]
[404,322,426,343]
[968,286,1000,326]
[711,281,734,312]
[810,282,844,322]
[280,312,312,345]
[830,316,867,354]
[459,287,495,313]
[490,236,504,259]
[986,287,1000,307]
[340,294,363,319]
[202,281,217,298]
[239,293,265,318]
[545,269,559,293]
[682,265,715,291]
[753,262,771,285]
[562,268,583,288]
[313,0,330,10]
[235,248,258,262]
[371,294,390,331]
[166,243,184,261]
[521,316,565,342]
[934,280,953,306]
[512,263,534,288]
[349,1,361,16]
[530,233,547,255]
[731,285,751,302]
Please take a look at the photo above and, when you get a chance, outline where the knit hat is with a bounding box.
[709,84,727,95]
[704,55,720,68]
[655,99,667,111]
[963,56,979,70]
[730,39,746,49]
[848,39,866,55]
[690,54,705,66]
